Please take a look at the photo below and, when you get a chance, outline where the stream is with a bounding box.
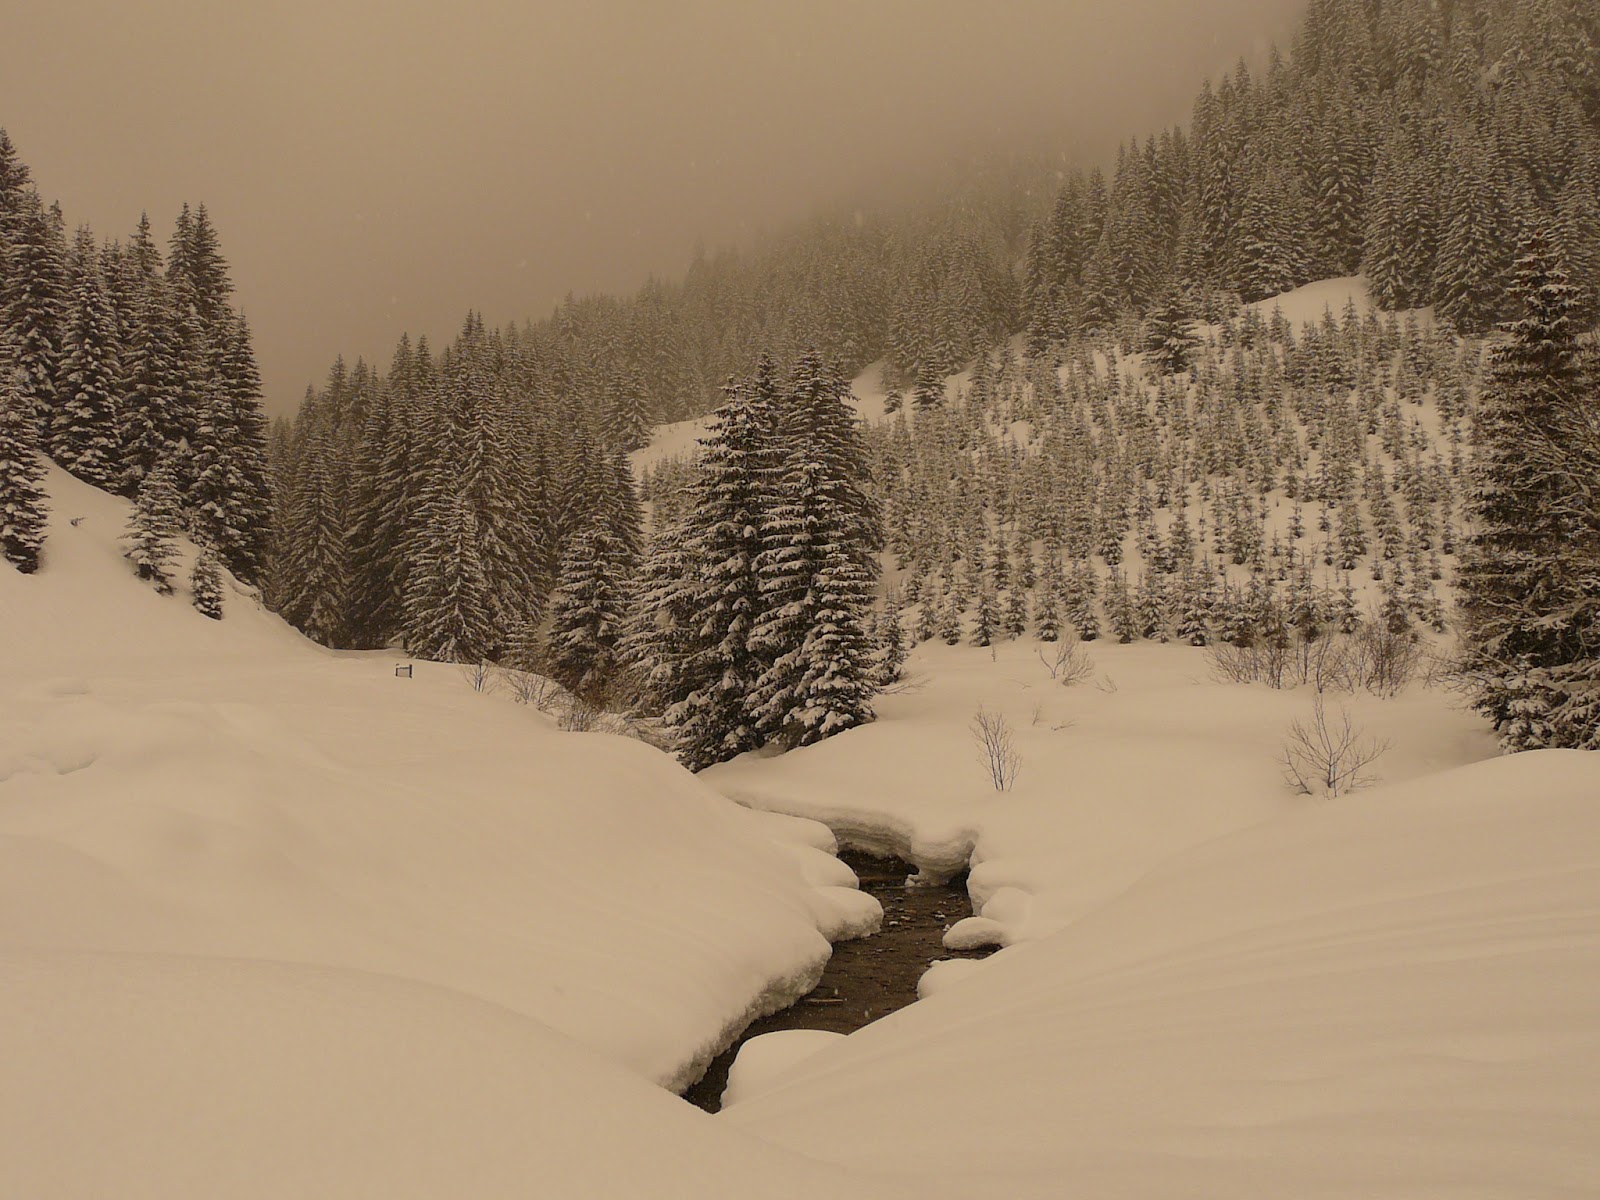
[683,848,992,1113]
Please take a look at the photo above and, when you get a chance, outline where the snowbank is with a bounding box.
[1,947,921,1200]
[1,468,876,1098]
[722,751,1600,1198]
[721,1029,846,1108]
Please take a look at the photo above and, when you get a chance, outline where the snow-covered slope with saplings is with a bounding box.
[0,466,894,1198]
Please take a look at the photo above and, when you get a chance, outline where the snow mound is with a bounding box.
[1,467,869,1095]
[721,751,1600,1198]
[0,948,908,1200]
[722,1030,847,1109]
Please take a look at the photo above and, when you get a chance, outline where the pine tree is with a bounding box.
[191,543,224,619]
[3,190,66,424]
[617,521,695,703]
[123,457,182,594]
[748,352,881,749]
[403,482,492,663]
[1144,288,1198,375]
[875,598,909,686]
[51,225,122,485]
[547,526,630,704]
[285,417,350,647]
[1458,224,1599,748]
[117,269,185,496]
[0,356,48,573]
[667,361,785,769]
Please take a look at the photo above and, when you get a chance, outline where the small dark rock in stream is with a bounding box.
[683,848,992,1113]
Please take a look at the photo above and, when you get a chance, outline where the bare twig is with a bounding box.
[1279,694,1392,798]
[971,705,1021,791]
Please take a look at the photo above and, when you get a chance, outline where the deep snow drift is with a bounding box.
[1,467,898,1198]
[717,751,1600,1198]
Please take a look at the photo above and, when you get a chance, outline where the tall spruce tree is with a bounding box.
[1457,224,1597,749]
[123,457,183,594]
[665,360,784,770]
[546,526,632,704]
[3,190,66,424]
[53,225,122,486]
[0,355,49,573]
[747,352,882,748]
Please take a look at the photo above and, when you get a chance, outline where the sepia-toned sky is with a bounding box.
[1,1,1303,414]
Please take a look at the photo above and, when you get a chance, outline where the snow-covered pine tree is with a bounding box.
[875,597,908,686]
[116,268,185,497]
[123,456,183,594]
[748,352,881,749]
[620,521,704,712]
[1457,223,1599,748]
[0,355,48,573]
[667,360,785,769]
[212,313,273,584]
[403,480,493,664]
[191,543,224,619]
[1144,288,1198,376]
[546,526,630,705]
[284,414,350,647]
[51,225,122,486]
[3,189,66,425]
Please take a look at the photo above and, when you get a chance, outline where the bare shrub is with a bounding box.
[559,695,604,732]
[499,667,560,710]
[1037,637,1095,687]
[1213,632,1363,694]
[1349,620,1422,698]
[1207,640,1260,684]
[971,705,1021,791]
[1280,694,1392,798]
[460,660,494,693]
[1205,637,1293,688]
[1094,674,1119,694]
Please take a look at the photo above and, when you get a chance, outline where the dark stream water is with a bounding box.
[683,848,992,1113]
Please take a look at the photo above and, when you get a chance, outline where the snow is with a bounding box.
[1,466,903,1198]
[9,462,1600,1199]
[699,632,1600,1195]
[721,1030,845,1109]
[630,358,899,478]
[718,749,1600,1198]
[1240,273,1434,332]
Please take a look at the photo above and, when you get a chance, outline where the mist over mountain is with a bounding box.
[0,0,1305,413]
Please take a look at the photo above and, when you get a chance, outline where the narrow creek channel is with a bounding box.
[684,848,993,1113]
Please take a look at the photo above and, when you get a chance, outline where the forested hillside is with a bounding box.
[1021,0,1600,343]
[8,0,1600,764]
[0,131,271,593]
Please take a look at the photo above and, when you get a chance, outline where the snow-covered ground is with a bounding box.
[1,468,898,1198]
[718,749,1600,1198]
[11,285,1600,1200]
[700,635,1600,1196]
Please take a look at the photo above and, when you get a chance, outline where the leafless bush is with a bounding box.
[1207,637,1294,689]
[499,666,560,710]
[1419,640,1457,691]
[1037,638,1095,687]
[559,695,604,732]
[1094,674,1119,694]
[1280,694,1392,798]
[1346,620,1422,698]
[1207,640,1260,685]
[971,705,1021,791]
[460,660,494,693]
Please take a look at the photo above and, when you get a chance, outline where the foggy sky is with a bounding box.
[1,1,1304,415]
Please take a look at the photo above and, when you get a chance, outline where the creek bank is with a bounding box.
[683,848,993,1113]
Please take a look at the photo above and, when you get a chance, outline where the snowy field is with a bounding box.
[7,338,1600,1197]
[1,468,895,1198]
